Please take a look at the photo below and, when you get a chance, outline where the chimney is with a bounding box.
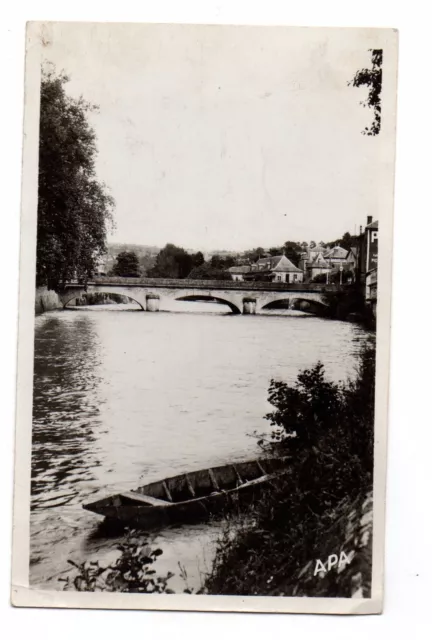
[367,215,373,225]
[359,226,363,234]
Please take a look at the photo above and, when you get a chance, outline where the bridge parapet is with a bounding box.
[62,277,348,294]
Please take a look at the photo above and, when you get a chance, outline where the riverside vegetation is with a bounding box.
[65,341,375,597]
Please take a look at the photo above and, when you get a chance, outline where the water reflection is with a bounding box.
[32,315,104,510]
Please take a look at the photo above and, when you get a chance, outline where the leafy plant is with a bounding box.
[265,363,343,447]
[350,49,383,136]
[62,530,175,593]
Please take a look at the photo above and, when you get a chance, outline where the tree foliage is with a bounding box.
[192,251,205,268]
[327,231,355,251]
[283,241,302,266]
[243,247,266,263]
[188,262,232,280]
[268,247,282,257]
[111,251,140,277]
[265,343,375,468]
[149,244,194,278]
[37,65,115,289]
[209,254,235,270]
[350,49,383,136]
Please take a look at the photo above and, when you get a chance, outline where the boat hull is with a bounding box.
[83,457,289,528]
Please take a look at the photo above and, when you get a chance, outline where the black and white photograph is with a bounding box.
[11,21,397,614]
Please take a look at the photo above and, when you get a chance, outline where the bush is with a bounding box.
[64,529,205,594]
[205,341,376,596]
[62,530,175,593]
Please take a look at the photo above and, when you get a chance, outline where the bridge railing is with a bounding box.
[63,277,348,293]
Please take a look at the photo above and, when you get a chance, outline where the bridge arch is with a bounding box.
[61,289,146,310]
[261,296,329,316]
[174,294,241,314]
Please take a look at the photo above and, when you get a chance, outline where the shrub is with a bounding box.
[63,530,175,593]
[205,341,376,596]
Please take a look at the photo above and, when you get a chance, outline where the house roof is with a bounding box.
[348,246,359,258]
[254,255,302,273]
[228,265,252,274]
[324,245,348,260]
[366,220,378,230]
[311,253,330,268]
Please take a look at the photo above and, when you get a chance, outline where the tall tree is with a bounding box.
[37,65,115,289]
[111,251,140,277]
[350,49,383,136]
[149,244,193,278]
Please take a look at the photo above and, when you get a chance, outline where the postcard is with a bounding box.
[12,21,398,614]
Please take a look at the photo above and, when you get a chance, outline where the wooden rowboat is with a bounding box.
[83,457,289,528]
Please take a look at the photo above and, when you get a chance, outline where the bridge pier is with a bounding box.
[146,294,160,312]
[242,298,257,315]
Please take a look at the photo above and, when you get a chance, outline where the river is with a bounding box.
[30,300,371,592]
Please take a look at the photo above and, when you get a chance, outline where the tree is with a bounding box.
[268,247,283,257]
[188,262,231,280]
[191,251,205,268]
[244,247,265,263]
[328,232,358,251]
[36,65,115,289]
[111,251,140,277]
[350,49,383,136]
[149,244,193,278]
[283,241,302,267]
[210,254,235,269]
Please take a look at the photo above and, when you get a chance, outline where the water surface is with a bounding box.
[30,301,370,590]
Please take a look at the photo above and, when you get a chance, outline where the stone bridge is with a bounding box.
[59,277,346,315]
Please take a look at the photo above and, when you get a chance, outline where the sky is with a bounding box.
[42,23,383,252]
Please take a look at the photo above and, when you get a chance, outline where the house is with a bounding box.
[365,219,378,273]
[356,216,378,286]
[323,245,348,265]
[227,265,253,282]
[299,243,329,274]
[345,247,359,281]
[308,252,332,281]
[250,255,304,283]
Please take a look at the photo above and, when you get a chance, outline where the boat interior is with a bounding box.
[83,457,290,512]
[133,458,284,504]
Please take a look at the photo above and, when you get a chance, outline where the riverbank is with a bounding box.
[204,343,375,597]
